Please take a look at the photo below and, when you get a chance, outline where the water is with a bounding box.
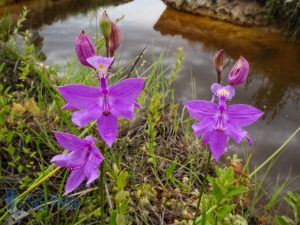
[2,0,300,192]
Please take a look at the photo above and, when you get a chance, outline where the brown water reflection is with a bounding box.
[154,8,300,119]
[0,0,131,29]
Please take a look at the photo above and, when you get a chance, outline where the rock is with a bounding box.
[162,0,269,26]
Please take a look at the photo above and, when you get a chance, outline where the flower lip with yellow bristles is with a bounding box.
[87,55,114,75]
[57,77,145,147]
[184,83,263,160]
[211,83,235,102]
[50,132,104,194]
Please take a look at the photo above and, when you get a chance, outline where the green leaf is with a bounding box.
[226,186,249,198]
[165,159,177,182]
[116,214,126,225]
[211,179,224,203]
[216,204,235,220]
[0,111,5,125]
[116,190,129,204]
[17,165,23,173]
[223,167,234,183]
[6,145,15,156]
[200,198,207,225]
[25,134,31,144]
[7,130,15,142]
[109,209,117,225]
[117,171,128,190]
[119,199,130,214]
[35,209,46,222]
[275,215,292,225]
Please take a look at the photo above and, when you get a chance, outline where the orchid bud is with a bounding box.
[214,49,224,75]
[109,22,121,57]
[100,11,112,41]
[228,56,249,86]
[75,31,96,68]
[214,49,224,83]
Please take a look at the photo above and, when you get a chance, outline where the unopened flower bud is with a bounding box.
[109,21,121,57]
[100,11,112,41]
[75,31,96,68]
[214,49,224,83]
[214,49,224,74]
[228,56,249,86]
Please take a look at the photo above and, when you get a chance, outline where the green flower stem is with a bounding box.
[105,40,110,58]
[192,151,212,225]
[100,146,107,225]
[0,211,8,222]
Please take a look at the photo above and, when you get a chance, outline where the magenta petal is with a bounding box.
[90,145,104,161]
[75,31,96,68]
[84,154,102,187]
[209,130,228,160]
[111,102,134,119]
[97,114,118,147]
[65,166,86,194]
[54,132,88,152]
[51,153,71,167]
[245,135,253,145]
[63,103,77,110]
[224,124,247,144]
[202,133,210,145]
[211,83,222,94]
[109,78,145,104]
[109,78,144,118]
[211,83,235,100]
[84,135,97,144]
[72,105,102,127]
[192,119,214,138]
[228,56,249,86]
[58,85,101,109]
[185,100,217,121]
[227,104,263,127]
[86,56,114,71]
[51,150,87,169]
[66,150,87,169]
[134,101,141,109]
[85,166,99,187]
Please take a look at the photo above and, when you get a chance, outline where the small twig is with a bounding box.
[127,45,148,78]
[105,181,113,209]
[13,59,20,72]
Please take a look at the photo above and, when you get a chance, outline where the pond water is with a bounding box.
[2,0,300,192]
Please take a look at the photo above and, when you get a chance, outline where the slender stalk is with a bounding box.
[250,126,300,177]
[127,45,148,78]
[217,72,221,84]
[100,146,107,225]
[192,151,212,225]
[214,204,219,225]
[105,40,110,58]
[0,211,8,222]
